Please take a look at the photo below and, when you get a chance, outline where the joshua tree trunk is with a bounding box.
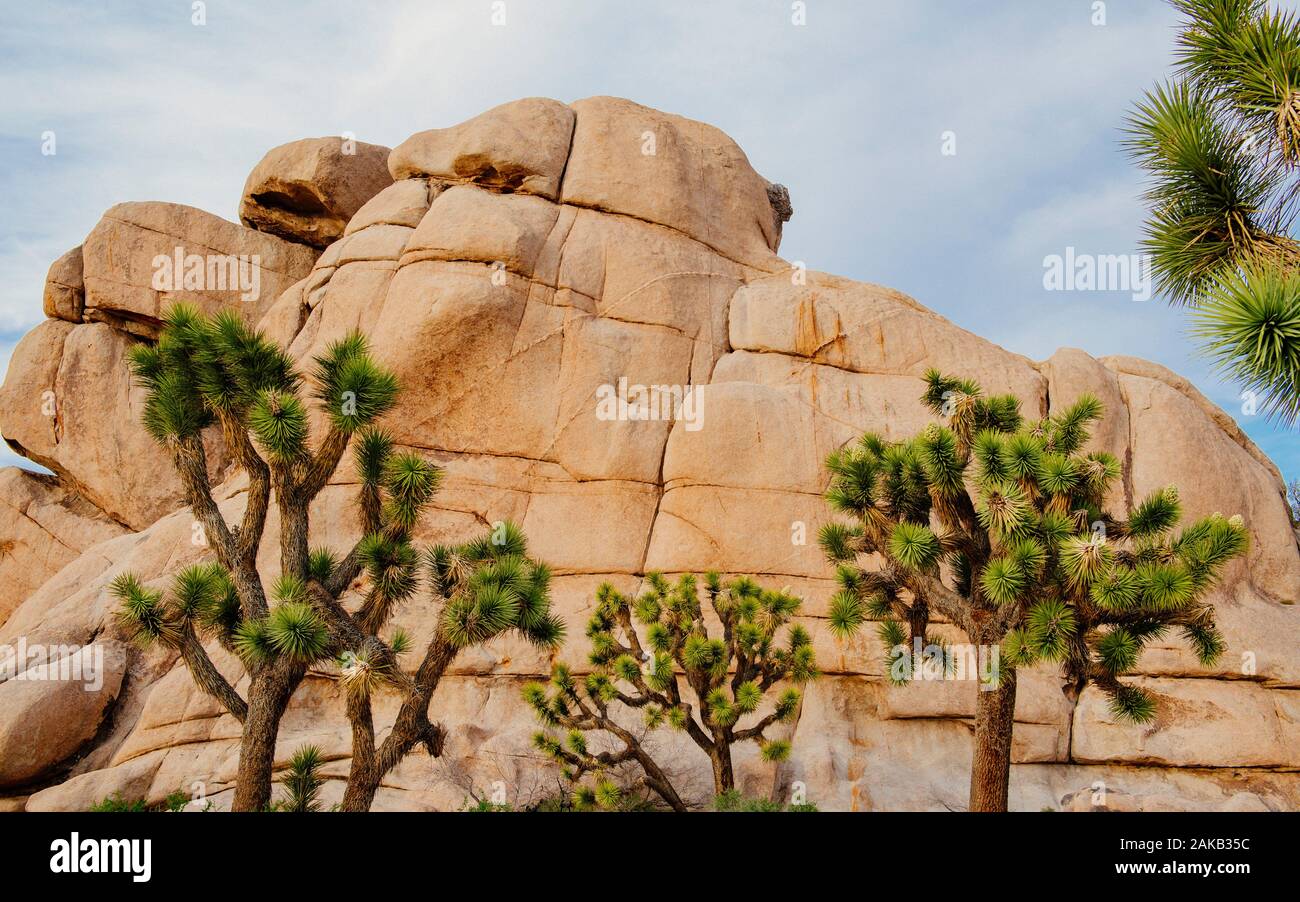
[341,761,382,812]
[635,751,688,813]
[340,692,378,813]
[340,633,457,812]
[708,739,735,796]
[231,661,305,811]
[968,667,1017,812]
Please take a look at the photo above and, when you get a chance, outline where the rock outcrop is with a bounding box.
[42,246,84,324]
[241,137,394,248]
[80,202,318,338]
[0,641,127,790]
[0,468,126,623]
[2,97,1297,812]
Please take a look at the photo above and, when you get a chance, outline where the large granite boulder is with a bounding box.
[82,201,318,338]
[240,137,393,248]
[3,97,1298,811]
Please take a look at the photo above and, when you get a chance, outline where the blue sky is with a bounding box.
[0,0,1295,481]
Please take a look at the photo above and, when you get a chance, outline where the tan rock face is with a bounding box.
[42,246,84,323]
[0,320,231,529]
[389,97,575,200]
[561,96,786,269]
[82,201,318,337]
[1072,678,1300,768]
[3,96,1299,811]
[0,468,126,624]
[0,641,127,790]
[241,137,393,248]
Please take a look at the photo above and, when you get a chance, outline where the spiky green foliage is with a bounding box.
[130,304,296,444]
[822,373,1249,745]
[354,427,393,485]
[112,562,251,651]
[247,389,309,462]
[1126,1,1300,422]
[312,332,399,433]
[432,522,565,651]
[1193,264,1300,420]
[386,626,411,656]
[526,573,820,804]
[381,452,442,529]
[232,618,276,666]
[279,745,325,813]
[307,547,338,583]
[265,602,330,662]
[111,573,177,647]
[358,535,419,603]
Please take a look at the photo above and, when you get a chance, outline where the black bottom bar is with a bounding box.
[0,811,1284,890]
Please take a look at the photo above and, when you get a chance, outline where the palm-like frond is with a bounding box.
[1193,263,1300,422]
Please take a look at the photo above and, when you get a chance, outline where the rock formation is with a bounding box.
[0,97,1296,812]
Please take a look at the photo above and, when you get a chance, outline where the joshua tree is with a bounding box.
[330,519,564,812]
[113,304,408,811]
[1126,0,1300,422]
[524,573,818,808]
[820,372,1249,811]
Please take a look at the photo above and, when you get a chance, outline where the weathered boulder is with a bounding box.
[42,246,84,323]
[1072,678,1300,768]
[0,641,127,789]
[82,201,317,337]
[0,468,126,623]
[389,97,574,200]
[561,96,787,268]
[240,137,393,248]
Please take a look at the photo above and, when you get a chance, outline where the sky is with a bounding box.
[0,0,1296,482]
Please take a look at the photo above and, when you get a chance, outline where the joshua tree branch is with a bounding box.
[300,426,351,500]
[172,435,237,565]
[326,520,403,598]
[732,710,782,743]
[215,410,271,565]
[176,622,247,722]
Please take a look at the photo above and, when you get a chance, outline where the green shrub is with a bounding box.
[89,788,208,812]
[713,789,818,812]
[89,793,149,812]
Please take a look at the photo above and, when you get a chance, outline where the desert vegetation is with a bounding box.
[524,573,817,810]
[820,371,1249,810]
[108,310,1252,813]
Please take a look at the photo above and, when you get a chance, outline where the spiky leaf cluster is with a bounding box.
[111,563,245,649]
[433,521,565,650]
[129,307,400,451]
[278,744,325,813]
